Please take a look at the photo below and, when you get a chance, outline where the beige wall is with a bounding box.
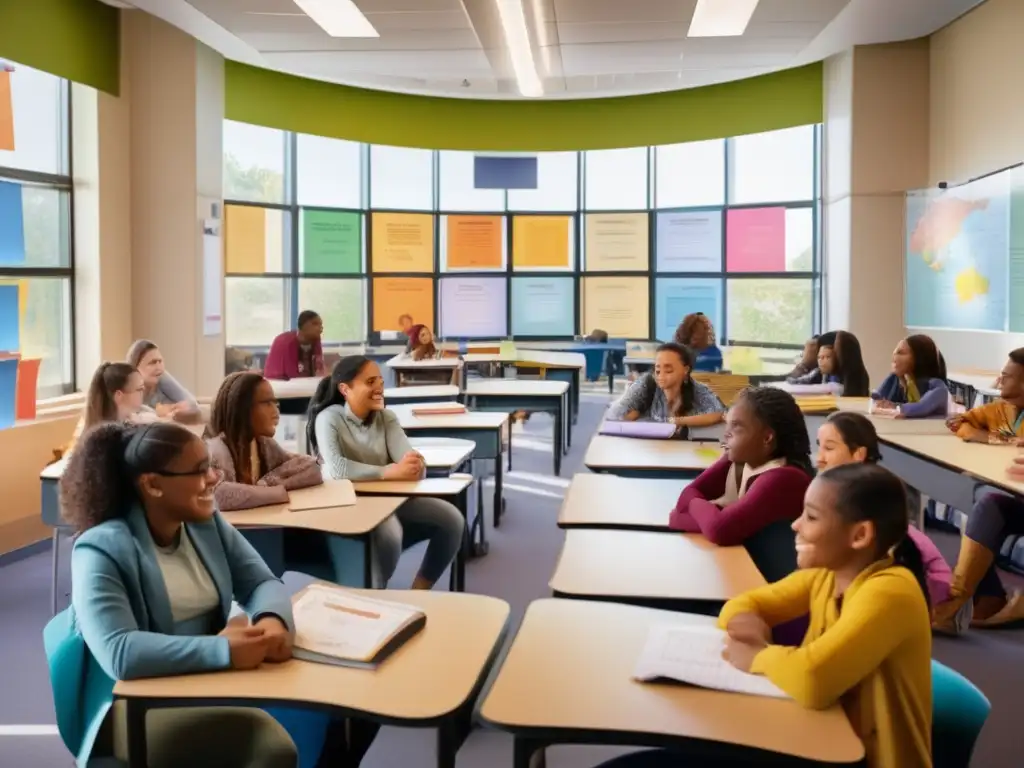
[916,0,1024,368]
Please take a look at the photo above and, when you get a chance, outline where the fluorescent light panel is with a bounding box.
[292,0,379,38]
[688,0,759,37]
[495,0,543,98]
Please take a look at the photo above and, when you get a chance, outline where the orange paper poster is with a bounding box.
[224,205,284,274]
[0,70,14,152]
[371,213,434,273]
[445,215,503,269]
[512,216,572,269]
[372,277,435,332]
[580,276,650,338]
[584,213,649,271]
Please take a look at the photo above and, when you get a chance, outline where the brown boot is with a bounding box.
[932,536,996,635]
[972,592,1024,628]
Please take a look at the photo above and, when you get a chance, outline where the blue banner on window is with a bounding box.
[0,181,25,265]
[474,156,538,190]
[0,283,19,353]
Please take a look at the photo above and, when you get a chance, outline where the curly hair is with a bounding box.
[673,313,715,350]
[736,386,814,476]
[209,371,266,485]
[59,421,197,533]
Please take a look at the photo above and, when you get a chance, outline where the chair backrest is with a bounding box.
[692,373,751,407]
[931,659,990,768]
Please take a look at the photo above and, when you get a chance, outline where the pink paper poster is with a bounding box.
[726,207,786,272]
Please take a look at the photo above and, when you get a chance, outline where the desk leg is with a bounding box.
[363,535,376,589]
[508,419,513,472]
[436,705,473,768]
[553,400,563,476]
[514,737,547,768]
[572,369,579,425]
[563,392,571,454]
[125,699,149,768]
[450,488,468,592]
[493,453,505,528]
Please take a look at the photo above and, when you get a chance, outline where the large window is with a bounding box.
[223,122,821,347]
[0,60,73,399]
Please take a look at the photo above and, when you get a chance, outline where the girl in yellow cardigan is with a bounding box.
[720,463,932,768]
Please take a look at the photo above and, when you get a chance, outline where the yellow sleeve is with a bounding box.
[718,569,819,630]
[957,403,997,433]
[748,570,925,710]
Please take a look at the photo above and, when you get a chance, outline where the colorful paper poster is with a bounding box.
[0,69,13,152]
[439,277,508,338]
[0,180,25,265]
[0,283,19,352]
[16,357,40,420]
[580,277,649,339]
[301,210,362,274]
[512,215,572,269]
[0,279,27,327]
[0,357,16,428]
[584,213,649,272]
[298,278,365,342]
[444,215,504,270]
[655,211,721,272]
[655,278,723,342]
[511,277,575,337]
[726,207,785,272]
[371,212,434,273]
[372,277,434,332]
[224,204,284,274]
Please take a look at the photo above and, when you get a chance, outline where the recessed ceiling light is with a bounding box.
[495,0,543,98]
[688,0,759,37]
[292,0,379,38]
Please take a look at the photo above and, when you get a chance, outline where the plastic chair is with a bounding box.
[932,659,990,768]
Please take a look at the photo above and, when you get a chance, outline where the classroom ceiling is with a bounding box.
[116,0,986,100]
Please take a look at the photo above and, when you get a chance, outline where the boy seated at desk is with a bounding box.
[946,348,1024,444]
[668,387,813,582]
[606,342,725,435]
[264,310,325,381]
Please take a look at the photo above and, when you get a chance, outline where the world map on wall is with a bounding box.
[904,173,1009,331]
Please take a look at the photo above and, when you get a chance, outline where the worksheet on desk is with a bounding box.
[633,624,789,699]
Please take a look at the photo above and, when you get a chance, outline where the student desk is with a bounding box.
[220,495,404,588]
[268,378,321,453]
[385,355,462,388]
[411,439,476,476]
[549,529,766,613]
[390,407,510,527]
[354,475,477,589]
[462,350,583,427]
[556,474,686,531]
[478,599,863,768]
[464,379,570,475]
[383,385,460,406]
[947,369,1000,405]
[116,590,512,768]
[584,435,722,479]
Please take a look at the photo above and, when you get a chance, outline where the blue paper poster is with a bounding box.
[0,180,25,265]
[0,283,19,352]
[0,357,17,428]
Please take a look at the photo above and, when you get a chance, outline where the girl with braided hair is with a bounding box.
[207,372,322,511]
[669,387,813,579]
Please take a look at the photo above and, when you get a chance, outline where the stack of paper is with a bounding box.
[412,403,466,416]
[633,623,788,699]
[599,421,677,439]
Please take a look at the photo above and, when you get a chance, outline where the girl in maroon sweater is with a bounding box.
[670,387,814,560]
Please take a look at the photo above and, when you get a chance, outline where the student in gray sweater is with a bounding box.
[306,356,465,590]
[127,339,201,421]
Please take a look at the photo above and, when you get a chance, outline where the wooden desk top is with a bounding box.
[354,475,474,497]
[383,385,459,400]
[550,529,765,601]
[478,599,863,764]
[390,406,508,431]
[116,590,510,723]
[269,378,320,399]
[417,443,475,469]
[881,434,1024,495]
[386,355,461,369]
[584,435,722,472]
[809,401,952,436]
[465,379,569,397]
[221,495,403,537]
[557,474,687,530]
[515,350,586,369]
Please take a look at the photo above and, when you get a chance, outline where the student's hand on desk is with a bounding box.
[220,625,273,670]
[945,415,965,433]
[722,635,767,674]
[725,612,772,645]
[254,616,293,663]
[383,457,422,481]
[1007,456,1024,480]
[154,403,178,418]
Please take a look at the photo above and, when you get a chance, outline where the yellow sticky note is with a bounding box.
[695,446,722,460]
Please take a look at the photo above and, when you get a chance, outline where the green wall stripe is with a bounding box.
[0,0,119,95]
[226,61,823,151]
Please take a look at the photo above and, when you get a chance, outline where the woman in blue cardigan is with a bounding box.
[872,334,949,418]
[52,421,377,768]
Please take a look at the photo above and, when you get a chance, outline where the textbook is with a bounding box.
[633,623,788,699]
[793,395,839,415]
[291,584,426,669]
[599,421,677,439]
[411,403,467,416]
[287,480,357,511]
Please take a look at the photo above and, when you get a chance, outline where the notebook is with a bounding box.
[411,403,467,416]
[793,395,839,414]
[633,623,788,699]
[599,421,677,439]
[287,480,357,511]
[291,584,427,669]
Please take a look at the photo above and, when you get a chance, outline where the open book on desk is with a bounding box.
[599,421,677,439]
[633,624,788,699]
[291,584,426,669]
[288,480,357,511]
